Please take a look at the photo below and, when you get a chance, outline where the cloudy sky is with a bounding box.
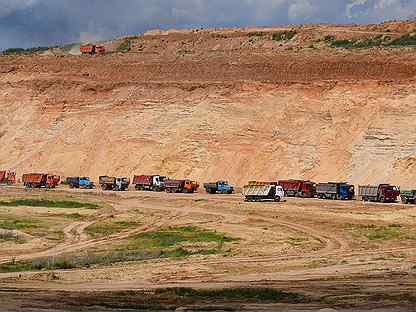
[0,0,415,50]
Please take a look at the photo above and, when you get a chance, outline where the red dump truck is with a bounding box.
[22,174,60,189]
[0,170,16,185]
[278,180,316,198]
[164,179,199,193]
[133,175,167,192]
[358,184,400,203]
[80,44,105,55]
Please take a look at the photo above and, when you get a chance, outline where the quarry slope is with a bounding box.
[1,21,416,187]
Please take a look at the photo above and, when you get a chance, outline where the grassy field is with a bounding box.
[0,226,237,272]
[0,199,99,209]
[348,224,416,241]
[0,214,67,243]
[86,220,141,238]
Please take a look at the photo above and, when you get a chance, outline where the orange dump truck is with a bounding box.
[80,44,105,55]
[0,170,16,185]
[22,173,60,189]
[164,179,199,193]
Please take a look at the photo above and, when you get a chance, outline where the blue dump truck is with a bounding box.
[316,182,355,200]
[66,177,95,189]
[203,181,234,194]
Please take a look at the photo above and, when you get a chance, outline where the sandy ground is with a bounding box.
[0,186,416,310]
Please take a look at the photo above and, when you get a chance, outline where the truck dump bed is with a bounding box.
[133,175,153,186]
[316,183,338,194]
[243,185,274,197]
[99,176,116,185]
[22,174,46,184]
[358,185,378,197]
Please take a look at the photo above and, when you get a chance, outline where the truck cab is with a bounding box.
[339,183,355,200]
[79,177,95,189]
[379,184,400,202]
[184,180,199,193]
[275,186,285,201]
[115,177,130,191]
[401,190,416,204]
[152,175,167,191]
[216,181,234,194]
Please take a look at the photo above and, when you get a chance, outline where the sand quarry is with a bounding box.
[1,21,416,310]
[0,186,415,310]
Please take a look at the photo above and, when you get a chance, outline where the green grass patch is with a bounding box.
[0,247,223,273]
[348,224,416,241]
[127,226,236,250]
[0,218,38,231]
[272,31,297,41]
[155,287,309,303]
[0,231,24,243]
[86,220,140,238]
[0,215,64,242]
[0,226,236,272]
[0,199,98,209]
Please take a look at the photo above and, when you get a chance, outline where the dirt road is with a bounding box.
[0,187,416,309]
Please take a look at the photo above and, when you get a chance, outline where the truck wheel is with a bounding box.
[274,196,281,202]
[380,196,385,203]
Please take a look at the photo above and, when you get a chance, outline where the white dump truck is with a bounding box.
[243,181,285,202]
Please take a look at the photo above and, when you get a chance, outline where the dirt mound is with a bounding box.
[1,22,416,187]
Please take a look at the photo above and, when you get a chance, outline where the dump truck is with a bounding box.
[22,174,60,189]
[80,44,105,55]
[66,177,95,189]
[99,176,129,191]
[243,181,285,202]
[133,175,167,192]
[164,179,199,193]
[203,181,234,194]
[278,180,316,198]
[400,190,416,204]
[358,184,400,203]
[316,182,355,200]
[0,170,16,185]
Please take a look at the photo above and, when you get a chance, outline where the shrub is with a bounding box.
[388,34,416,47]
[272,31,297,41]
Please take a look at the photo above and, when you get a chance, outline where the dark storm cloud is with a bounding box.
[0,0,415,50]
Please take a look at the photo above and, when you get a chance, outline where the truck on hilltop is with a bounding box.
[203,181,234,194]
[80,44,105,55]
[358,184,400,203]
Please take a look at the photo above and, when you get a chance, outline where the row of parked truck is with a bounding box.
[0,170,414,204]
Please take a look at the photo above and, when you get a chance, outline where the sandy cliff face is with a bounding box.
[1,22,416,187]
